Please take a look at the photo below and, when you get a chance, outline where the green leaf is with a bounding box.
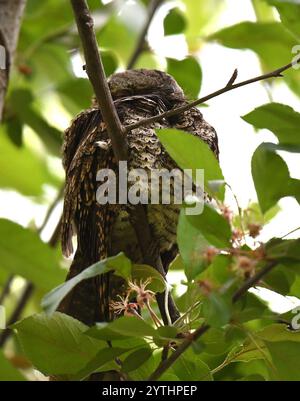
[98,17,136,65]
[19,0,104,53]
[200,328,231,355]
[177,209,210,280]
[252,0,276,21]
[156,128,224,199]
[131,264,166,292]
[172,348,212,381]
[155,325,178,340]
[42,253,131,315]
[122,347,153,373]
[266,0,300,39]
[85,316,157,340]
[129,349,159,381]
[267,341,300,380]
[164,8,187,36]
[232,292,269,324]
[264,265,295,295]
[242,103,300,146]
[256,324,300,380]
[206,254,233,284]
[0,350,27,381]
[266,238,300,261]
[209,22,300,96]
[102,49,119,77]
[135,52,160,70]
[0,219,65,293]
[233,202,280,230]
[57,78,93,115]
[182,0,224,51]
[8,89,62,156]
[0,125,59,196]
[167,57,202,98]
[202,293,231,328]
[251,143,300,213]
[73,347,129,380]
[186,203,232,248]
[257,323,300,343]
[12,312,105,376]
[6,118,23,147]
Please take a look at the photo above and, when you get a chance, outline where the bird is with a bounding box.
[58,69,219,326]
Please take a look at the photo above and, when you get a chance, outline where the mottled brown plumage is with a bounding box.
[58,69,219,325]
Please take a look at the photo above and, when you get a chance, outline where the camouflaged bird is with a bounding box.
[58,69,219,325]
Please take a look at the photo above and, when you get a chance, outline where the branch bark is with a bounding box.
[125,57,300,133]
[0,0,27,121]
[70,0,179,324]
[127,0,163,70]
[148,261,278,381]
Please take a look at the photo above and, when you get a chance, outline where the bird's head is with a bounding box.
[107,69,185,103]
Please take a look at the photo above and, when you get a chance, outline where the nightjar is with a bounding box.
[58,69,219,325]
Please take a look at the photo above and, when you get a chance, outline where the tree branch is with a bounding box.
[125,57,300,133]
[127,0,163,70]
[0,275,14,305]
[148,260,278,381]
[232,260,277,303]
[70,0,127,162]
[0,0,27,121]
[70,0,179,324]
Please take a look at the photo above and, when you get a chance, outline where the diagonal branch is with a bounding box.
[148,260,278,381]
[125,57,300,133]
[127,0,163,70]
[70,0,127,162]
[70,0,179,324]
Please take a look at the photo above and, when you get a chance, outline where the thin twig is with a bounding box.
[0,275,14,305]
[70,0,179,324]
[148,260,278,380]
[37,186,63,234]
[127,0,163,70]
[148,324,210,381]
[281,226,300,239]
[125,57,300,133]
[0,283,34,347]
